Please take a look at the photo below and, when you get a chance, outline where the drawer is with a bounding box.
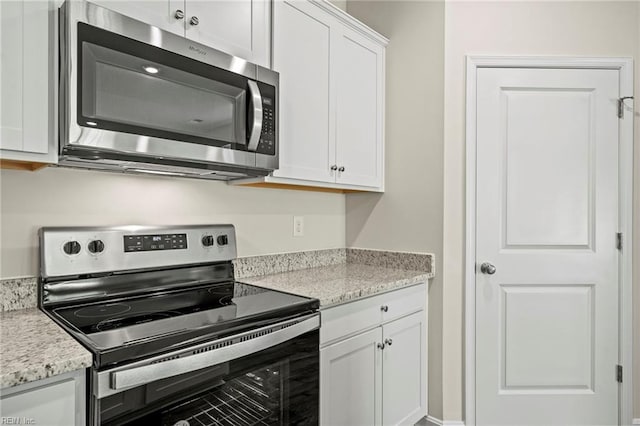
[381,284,426,323]
[320,283,426,346]
[321,294,383,345]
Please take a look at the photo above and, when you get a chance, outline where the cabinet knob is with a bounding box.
[330,165,338,171]
[380,305,389,312]
[377,342,385,350]
[338,166,345,172]
[190,16,200,26]
[174,9,184,19]
[384,338,393,346]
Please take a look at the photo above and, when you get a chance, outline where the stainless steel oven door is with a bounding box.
[94,314,319,425]
[60,1,278,173]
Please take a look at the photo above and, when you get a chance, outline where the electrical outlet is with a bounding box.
[293,216,304,237]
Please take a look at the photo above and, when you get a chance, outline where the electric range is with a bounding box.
[39,225,319,426]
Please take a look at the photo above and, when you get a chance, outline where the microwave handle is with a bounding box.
[247,80,263,152]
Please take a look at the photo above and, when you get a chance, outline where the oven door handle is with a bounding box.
[107,314,319,393]
[246,80,263,152]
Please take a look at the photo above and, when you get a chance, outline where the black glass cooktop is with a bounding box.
[55,283,235,334]
[48,282,319,368]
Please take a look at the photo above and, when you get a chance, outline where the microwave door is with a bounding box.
[71,22,257,159]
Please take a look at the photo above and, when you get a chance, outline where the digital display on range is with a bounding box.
[124,234,187,252]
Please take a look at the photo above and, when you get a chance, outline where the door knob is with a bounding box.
[380,305,389,312]
[330,165,338,171]
[189,16,199,26]
[480,262,496,275]
[174,9,184,19]
[377,342,385,350]
[384,338,393,346]
[338,166,345,172]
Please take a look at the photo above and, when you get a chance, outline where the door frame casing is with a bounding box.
[464,56,634,426]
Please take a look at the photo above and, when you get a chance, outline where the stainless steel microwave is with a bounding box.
[59,1,278,180]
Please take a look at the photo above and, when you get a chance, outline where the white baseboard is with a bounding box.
[426,415,465,426]
[632,418,640,425]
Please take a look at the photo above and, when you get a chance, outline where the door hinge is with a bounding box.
[616,232,623,250]
[616,364,623,383]
[617,96,634,118]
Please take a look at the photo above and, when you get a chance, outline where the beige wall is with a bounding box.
[0,167,345,278]
[345,0,445,419]
[329,0,347,12]
[443,1,639,421]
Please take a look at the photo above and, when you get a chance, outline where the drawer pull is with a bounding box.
[380,305,389,312]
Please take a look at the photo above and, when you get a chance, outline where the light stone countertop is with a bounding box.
[239,263,432,307]
[0,308,92,389]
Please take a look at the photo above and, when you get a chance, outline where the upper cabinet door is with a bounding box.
[334,26,384,188]
[89,0,185,35]
[0,0,55,163]
[271,0,335,183]
[185,0,271,68]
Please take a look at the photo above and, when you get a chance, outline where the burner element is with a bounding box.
[74,303,131,318]
[95,311,182,332]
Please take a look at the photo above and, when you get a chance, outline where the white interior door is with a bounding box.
[475,67,620,425]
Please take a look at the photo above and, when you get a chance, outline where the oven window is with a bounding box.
[77,23,249,151]
[100,329,318,426]
[161,362,286,426]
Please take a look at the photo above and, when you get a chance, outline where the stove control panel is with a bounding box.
[124,233,187,252]
[40,225,237,278]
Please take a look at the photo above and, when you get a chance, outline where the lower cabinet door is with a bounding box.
[320,327,383,426]
[0,378,77,425]
[382,311,426,425]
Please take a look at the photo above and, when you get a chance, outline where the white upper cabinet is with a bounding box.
[0,0,57,166]
[272,0,334,182]
[89,0,185,35]
[186,0,270,68]
[239,0,387,192]
[91,0,271,67]
[334,25,384,188]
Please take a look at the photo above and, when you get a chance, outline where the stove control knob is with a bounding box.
[63,241,81,255]
[88,240,105,254]
[217,235,228,246]
[202,235,215,247]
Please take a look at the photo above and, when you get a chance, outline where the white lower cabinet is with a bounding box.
[320,284,427,426]
[0,370,86,426]
[381,312,426,426]
[321,328,383,426]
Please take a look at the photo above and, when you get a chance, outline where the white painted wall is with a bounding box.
[0,167,346,278]
[443,1,639,421]
[345,1,445,419]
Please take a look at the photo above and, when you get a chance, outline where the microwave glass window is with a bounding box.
[79,32,249,150]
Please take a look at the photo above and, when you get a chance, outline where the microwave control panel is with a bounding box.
[256,83,276,156]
